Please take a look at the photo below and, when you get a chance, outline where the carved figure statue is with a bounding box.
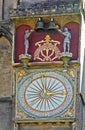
[63,27,71,52]
[58,27,71,52]
[24,29,33,55]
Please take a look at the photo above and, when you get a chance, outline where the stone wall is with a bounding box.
[0,0,17,20]
[83,105,85,130]
[0,36,12,97]
[0,0,3,20]
[0,98,12,130]
[0,36,13,130]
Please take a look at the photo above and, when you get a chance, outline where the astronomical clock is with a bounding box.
[10,0,81,130]
[17,70,74,119]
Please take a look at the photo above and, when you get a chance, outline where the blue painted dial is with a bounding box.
[17,70,74,119]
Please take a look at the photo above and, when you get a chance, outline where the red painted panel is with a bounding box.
[64,22,79,60]
[15,22,79,63]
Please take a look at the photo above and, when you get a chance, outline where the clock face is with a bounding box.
[17,70,74,119]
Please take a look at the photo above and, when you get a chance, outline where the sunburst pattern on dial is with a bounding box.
[17,70,74,119]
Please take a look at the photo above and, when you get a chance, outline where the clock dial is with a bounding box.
[17,70,74,119]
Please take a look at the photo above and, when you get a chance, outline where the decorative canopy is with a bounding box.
[10,0,80,17]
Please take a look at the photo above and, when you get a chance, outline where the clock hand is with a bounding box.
[46,91,69,96]
[41,75,47,95]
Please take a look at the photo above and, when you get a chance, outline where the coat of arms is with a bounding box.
[34,35,61,62]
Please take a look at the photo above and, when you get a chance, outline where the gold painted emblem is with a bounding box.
[34,35,61,61]
[17,70,26,77]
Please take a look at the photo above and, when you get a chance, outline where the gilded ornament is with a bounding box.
[34,35,61,61]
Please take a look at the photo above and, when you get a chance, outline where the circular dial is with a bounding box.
[17,70,74,118]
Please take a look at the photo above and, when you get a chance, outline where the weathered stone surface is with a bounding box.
[0,37,12,97]
[83,105,85,130]
[0,0,17,20]
[0,0,3,20]
[0,101,12,130]
[19,124,71,130]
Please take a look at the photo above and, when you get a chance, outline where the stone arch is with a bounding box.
[0,36,12,97]
[0,26,12,43]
